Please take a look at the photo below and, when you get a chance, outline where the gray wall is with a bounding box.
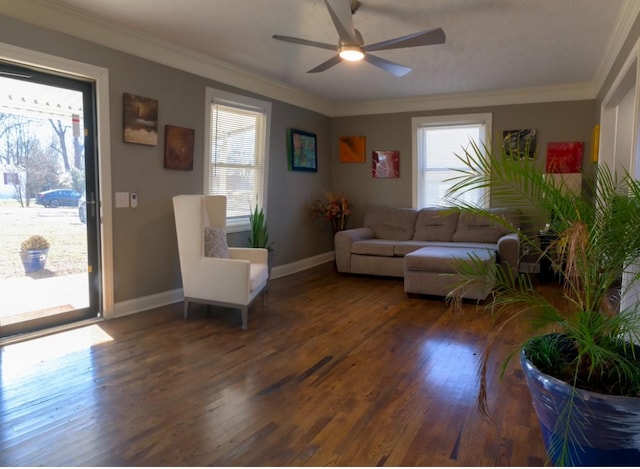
[331,100,598,227]
[0,15,332,303]
[2,11,630,306]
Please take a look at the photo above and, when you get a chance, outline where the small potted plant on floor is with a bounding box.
[446,141,640,466]
[19,234,50,273]
[248,204,273,251]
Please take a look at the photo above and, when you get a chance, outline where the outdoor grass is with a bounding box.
[0,199,87,279]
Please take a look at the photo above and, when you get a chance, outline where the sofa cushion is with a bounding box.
[452,209,518,243]
[404,246,496,274]
[394,240,497,256]
[352,239,397,257]
[363,206,418,241]
[413,208,459,242]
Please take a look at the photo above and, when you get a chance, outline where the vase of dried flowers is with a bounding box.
[310,191,352,234]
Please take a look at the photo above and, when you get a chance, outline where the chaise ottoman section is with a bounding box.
[403,246,496,301]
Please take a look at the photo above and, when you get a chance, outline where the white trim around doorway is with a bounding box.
[0,41,114,319]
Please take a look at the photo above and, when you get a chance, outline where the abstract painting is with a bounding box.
[123,93,158,145]
[372,150,400,178]
[164,125,195,170]
[339,136,366,163]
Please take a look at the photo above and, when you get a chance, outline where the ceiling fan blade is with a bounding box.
[364,54,412,77]
[324,0,359,45]
[364,28,446,52]
[272,35,337,51]
[307,55,343,73]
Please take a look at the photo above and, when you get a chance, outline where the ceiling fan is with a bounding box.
[272,0,445,77]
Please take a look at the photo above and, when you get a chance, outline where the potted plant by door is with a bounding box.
[19,235,51,273]
[446,141,640,466]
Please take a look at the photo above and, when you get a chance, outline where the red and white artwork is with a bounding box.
[372,150,399,178]
[546,142,583,173]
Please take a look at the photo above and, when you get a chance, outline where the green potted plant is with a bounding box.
[19,234,51,273]
[446,141,640,466]
[248,204,273,252]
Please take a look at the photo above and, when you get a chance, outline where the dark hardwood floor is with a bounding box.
[0,262,550,466]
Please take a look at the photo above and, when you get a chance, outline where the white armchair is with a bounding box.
[172,195,269,330]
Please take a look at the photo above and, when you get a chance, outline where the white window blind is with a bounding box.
[413,113,491,208]
[204,88,270,230]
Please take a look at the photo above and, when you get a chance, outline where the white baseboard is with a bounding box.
[110,251,336,318]
[110,288,183,319]
[271,251,334,279]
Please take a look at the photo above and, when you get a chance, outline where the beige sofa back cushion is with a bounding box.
[452,208,520,243]
[413,208,459,241]
[364,206,418,241]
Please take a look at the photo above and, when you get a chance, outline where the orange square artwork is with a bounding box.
[339,136,366,163]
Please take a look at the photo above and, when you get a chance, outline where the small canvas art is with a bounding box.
[546,142,583,173]
[502,129,537,159]
[339,136,366,163]
[164,125,195,170]
[123,93,158,145]
[372,150,400,178]
[288,128,317,172]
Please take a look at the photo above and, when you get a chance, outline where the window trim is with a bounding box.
[411,112,492,209]
[204,87,271,233]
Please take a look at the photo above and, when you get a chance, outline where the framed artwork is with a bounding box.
[288,128,317,172]
[164,125,195,170]
[502,129,537,159]
[339,136,366,163]
[546,142,583,173]
[372,150,399,178]
[123,93,158,145]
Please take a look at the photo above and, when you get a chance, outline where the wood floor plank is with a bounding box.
[0,261,548,466]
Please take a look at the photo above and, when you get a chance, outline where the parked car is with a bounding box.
[78,192,86,223]
[36,189,82,208]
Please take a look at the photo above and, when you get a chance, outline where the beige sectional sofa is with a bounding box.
[334,206,521,300]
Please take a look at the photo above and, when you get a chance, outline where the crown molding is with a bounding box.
[332,82,599,117]
[0,0,336,116]
[593,0,640,95]
[0,0,618,118]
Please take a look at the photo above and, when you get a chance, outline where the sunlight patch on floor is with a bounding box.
[0,324,113,381]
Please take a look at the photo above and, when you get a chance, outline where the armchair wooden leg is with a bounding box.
[241,306,248,330]
[184,300,190,319]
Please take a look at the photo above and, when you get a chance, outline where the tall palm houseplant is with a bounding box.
[446,141,640,466]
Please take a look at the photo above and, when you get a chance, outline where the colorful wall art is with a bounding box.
[123,93,158,145]
[372,150,400,178]
[502,129,537,159]
[288,128,317,172]
[546,142,584,173]
[339,136,366,163]
[164,125,195,170]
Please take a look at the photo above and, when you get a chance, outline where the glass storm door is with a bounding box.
[0,62,100,338]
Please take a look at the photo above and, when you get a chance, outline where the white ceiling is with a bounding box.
[2,0,639,113]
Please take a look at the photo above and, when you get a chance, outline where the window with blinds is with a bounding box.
[412,113,492,208]
[204,88,271,231]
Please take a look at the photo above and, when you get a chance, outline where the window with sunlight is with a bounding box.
[413,113,492,208]
[205,88,271,231]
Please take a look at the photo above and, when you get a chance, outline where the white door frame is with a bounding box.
[0,41,114,318]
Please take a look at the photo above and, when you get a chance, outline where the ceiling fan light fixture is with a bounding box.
[339,46,365,61]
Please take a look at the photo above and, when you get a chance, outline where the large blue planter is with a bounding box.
[20,248,49,273]
[520,349,640,466]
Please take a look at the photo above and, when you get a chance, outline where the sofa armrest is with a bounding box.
[334,227,374,273]
[497,232,520,278]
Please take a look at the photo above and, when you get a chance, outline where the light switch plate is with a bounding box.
[115,192,129,208]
